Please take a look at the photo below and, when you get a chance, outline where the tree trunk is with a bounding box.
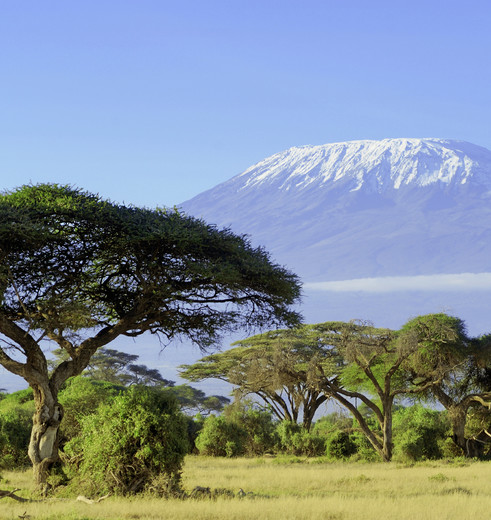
[28,385,64,492]
[328,392,388,461]
[432,387,485,458]
[302,411,314,432]
[381,401,393,462]
[447,403,484,458]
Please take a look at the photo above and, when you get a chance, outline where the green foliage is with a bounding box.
[224,401,278,455]
[350,430,379,461]
[64,386,188,495]
[0,388,34,408]
[0,183,301,350]
[325,431,357,460]
[0,408,32,469]
[275,421,325,457]
[195,415,247,457]
[180,324,336,429]
[398,313,468,380]
[312,412,372,460]
[0,389,34,469]
[393,406,450,462]
[58,376,124,442]
[83,348,172,387]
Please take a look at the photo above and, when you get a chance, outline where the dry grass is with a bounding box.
[1,457,490,519]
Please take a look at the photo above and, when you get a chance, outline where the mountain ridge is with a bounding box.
[226,138,491,194]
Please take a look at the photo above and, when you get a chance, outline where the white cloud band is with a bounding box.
[304,273,491,293]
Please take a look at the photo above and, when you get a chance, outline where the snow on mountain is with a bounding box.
[180,138,491,285]
[221,138,491,193]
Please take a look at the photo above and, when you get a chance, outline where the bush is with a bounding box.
[58,376,124,443]
[0,389,34,470]
[393,405,450,462]
[0,408,32,469]
[225,402,278,455]
[64,386,189,495]
[325,431,357,459]
[195,415,247,457]
[275,421,325,457]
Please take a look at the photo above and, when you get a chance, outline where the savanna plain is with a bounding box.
[1,457,490,520]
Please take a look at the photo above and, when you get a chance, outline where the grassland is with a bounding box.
[1,456,490,520]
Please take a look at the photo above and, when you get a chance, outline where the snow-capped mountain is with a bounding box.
[180,138,491,286]
[234,138,491,192]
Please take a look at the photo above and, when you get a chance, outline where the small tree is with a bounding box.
[81,348,173,387]
[169,384,230,416]
[0,184,301,488]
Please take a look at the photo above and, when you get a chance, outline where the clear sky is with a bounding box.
[1,0,491,208]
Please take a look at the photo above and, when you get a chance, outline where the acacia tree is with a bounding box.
[401,318,491,457]
[180,325,336,430]
[304,317,469,462]
[0,184,301,488]
[51,347,173,387]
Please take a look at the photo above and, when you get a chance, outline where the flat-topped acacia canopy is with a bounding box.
[0,183,302,487]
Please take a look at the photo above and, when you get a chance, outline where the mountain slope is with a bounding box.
[180,138,491,282]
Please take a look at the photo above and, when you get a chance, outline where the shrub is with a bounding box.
[58,376,124,443]
[0,389,34,470]
[225,402,278,455]
[0,408,32,469]
[275,421,325,457]
[195,415,247,457]
[325,430,357,459]
[64,386,188,495]
[393,405,450,462]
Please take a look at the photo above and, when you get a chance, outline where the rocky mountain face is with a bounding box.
[180,138,491,283]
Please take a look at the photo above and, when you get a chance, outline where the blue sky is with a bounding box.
[1,0,491,208]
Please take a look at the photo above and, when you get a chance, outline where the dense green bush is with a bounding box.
[195,415,247,457]
[64,386,189,495]
[325,430,357,459]
[312,412,358,459]
[275,421,325,456]
[0,408,32,469]
[224,402,278,455]
[58,376,124,443]
[393,405,450,461]
[0,389,34,469]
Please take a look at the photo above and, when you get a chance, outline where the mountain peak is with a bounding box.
[234,138,491,194]
[180,137,491,281]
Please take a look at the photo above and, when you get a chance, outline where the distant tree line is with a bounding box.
[1,312,490,497]
[181,314,491,462]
